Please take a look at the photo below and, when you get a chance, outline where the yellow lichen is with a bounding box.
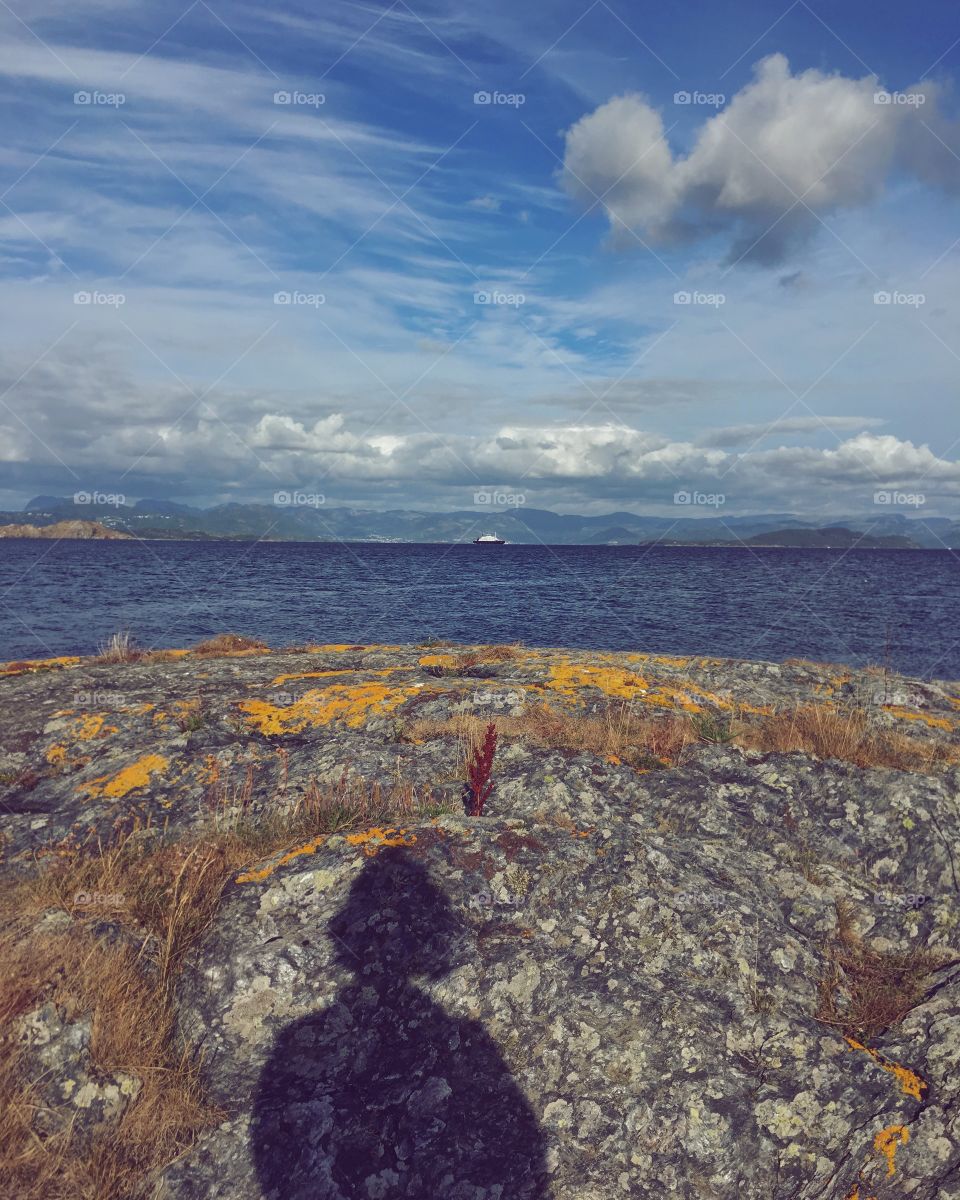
[845,1037,926,1101]
[546,661,650,701]
[344,826,417,855]
[239,683,419,734]
[79,754,169,800]
[45,744,67,765]
[874,1124,908,1177]
[882,706,953,731]
[419,653,459,669]
[0,655,82,676]
[650,655,694,669]
[235,836,327,883]
[75,714,117,740]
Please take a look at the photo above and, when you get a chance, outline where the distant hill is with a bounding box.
[0,519,132,540]
[739,526,917,548]
[6,497,957,546]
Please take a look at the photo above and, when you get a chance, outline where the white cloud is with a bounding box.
[563,54,958,263]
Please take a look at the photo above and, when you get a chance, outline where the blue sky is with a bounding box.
[1,0,959,517]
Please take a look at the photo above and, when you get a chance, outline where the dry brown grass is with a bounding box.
[815,901,955,1040]
[405,701,695,772]
[0,769,445,1200]
[0,834,232,1200]
[94,632,141,664]
[407,696,959,777]
[735,703,960,773]
[190,633,269,657]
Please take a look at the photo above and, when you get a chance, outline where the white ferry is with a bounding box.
[473,532,506,544]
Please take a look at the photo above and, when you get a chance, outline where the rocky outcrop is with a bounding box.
[2,642,960,1198]
[17,998,142,1142]
[0,519,131,539]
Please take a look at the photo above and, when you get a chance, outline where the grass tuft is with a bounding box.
[190,634,269,657]
[736,703,959,773]
[95,632,141,664]
[405,702,695,772]
[815,900,955,1040]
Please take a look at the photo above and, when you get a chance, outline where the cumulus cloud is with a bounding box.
[562,54,959,263]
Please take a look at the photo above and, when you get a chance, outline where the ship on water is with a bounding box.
[473,532,506,544]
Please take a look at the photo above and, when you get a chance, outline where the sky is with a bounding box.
[1,0,959,518]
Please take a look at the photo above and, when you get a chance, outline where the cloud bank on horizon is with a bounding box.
[0,0,958,523]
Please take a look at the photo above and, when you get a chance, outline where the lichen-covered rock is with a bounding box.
[2,641,959,867]
[159,744,960,1199]
[3,642,960,1196]
[16,1001,142,1141]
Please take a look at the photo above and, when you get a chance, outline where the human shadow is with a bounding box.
[250,846,551,1199]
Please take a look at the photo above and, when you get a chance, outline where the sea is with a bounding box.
[0,540,957,679]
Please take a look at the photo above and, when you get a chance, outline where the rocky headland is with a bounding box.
[0,519,131,539]
[2,639,960,1199]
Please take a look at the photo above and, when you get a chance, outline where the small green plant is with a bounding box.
[176,696,208,733]
[692,712,733,744]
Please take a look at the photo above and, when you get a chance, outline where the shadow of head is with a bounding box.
[328,846,465,984]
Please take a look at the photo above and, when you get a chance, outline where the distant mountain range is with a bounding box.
[4,496,957,547]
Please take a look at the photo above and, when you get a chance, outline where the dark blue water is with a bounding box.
[0,541,957,679]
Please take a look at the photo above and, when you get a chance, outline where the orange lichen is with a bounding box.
[874,1125,908,1177]
[638,680,732,713]
[45,744,67,765]
[845,1037,927,1101]
[78,754,169,800]
[75,713,117,740]
[239,682,419,734]
[546,661,650,701]
[344,826,417,855]
[304,642,407,653]
[0,654,82,676]
[882,705,953,731]
[235,836,327,883]
[419,653,459,669]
